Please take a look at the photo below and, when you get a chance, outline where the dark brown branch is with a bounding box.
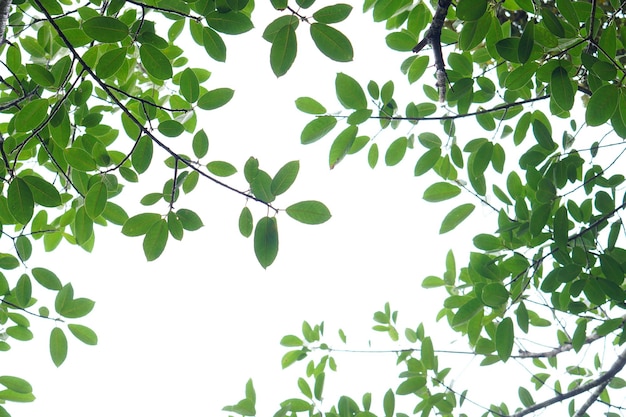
[124,0,202,21]
[509,346,626,417]
[412,0,452,102]
[1,299,64,322]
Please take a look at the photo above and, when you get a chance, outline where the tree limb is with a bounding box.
[0,0,11,44]
[412,0,452,102]
[509,346,626,417]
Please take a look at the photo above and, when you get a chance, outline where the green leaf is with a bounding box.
[368,143,378,168]
[85,182,108,220]
[329,126,357,168]
[383,389,395,417]
[0,377,32,394]
[456,0,487,21]
[139,44,173,80]
[550,66,574,111]
[385,137,407,166]
[203,27,227,62]
[132,136,153,174]
[8,177,34,224]
[270,24,297,77]
[540,8,564,37]
[280,335,303,347]
[68,324,98,345]
[263,15,299,42]
[440,203,475,234]
[143,219,168,261]
[518,387,535,407]
[14,274,31,308]
[518,21,534,63]
[177,209,204,231]
[82,16,129,42]
[335,73,366,110]
[296,97,326,114]
[396,377,426,395]
[22,176,61,207]
[271,161,299,196]
[95,47,126,79]
[180,68,200,103]
[207,161,237,177]
[254,217,279,268]
[586,84,619,126]
[301,116,337,144]
[61,297,95,319]
[286,201,332,224]
[122,213,161,236]
[74,206,93,245]
[158,120,185,137]
[423,182,461,202]
[250,170,274,202]
[238,206,253,237]
[198,88,235,110]
[313,4,352,23]
[14,99,48,132]
[481,283,509,307]
[26,63,55,87]
[206,11,254,35]
[64,148,97,171]
[496,317,514,362]
[310,23,353,62]
[532,119,555,150]
[32,267,62,290]
[50,327,68,367]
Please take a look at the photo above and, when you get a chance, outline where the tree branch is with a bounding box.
[509,345,626,417]
[0,0,11,44]
[413,0,452,102]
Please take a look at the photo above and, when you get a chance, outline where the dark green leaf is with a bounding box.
[254,217,279,268]
[456,0,487,21]
[206,11,254,35]
[8,177,34,224]
[14,99,48,132]
[270,25,297,77]
[32,267,62,290]
[310,23,353,62]
[239,206,253,237]
[329,126,357,168]
[313,4,352,23]
[82,16,129,42]
[139,44,173,80]
[495,317,514,362]
[586,84,618,126]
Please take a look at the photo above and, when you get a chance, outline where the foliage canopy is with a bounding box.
[0,0,626,415]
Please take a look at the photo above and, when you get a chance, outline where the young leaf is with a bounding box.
[286,201,331,224]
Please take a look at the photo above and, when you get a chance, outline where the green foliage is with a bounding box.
[4,0,626,415]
